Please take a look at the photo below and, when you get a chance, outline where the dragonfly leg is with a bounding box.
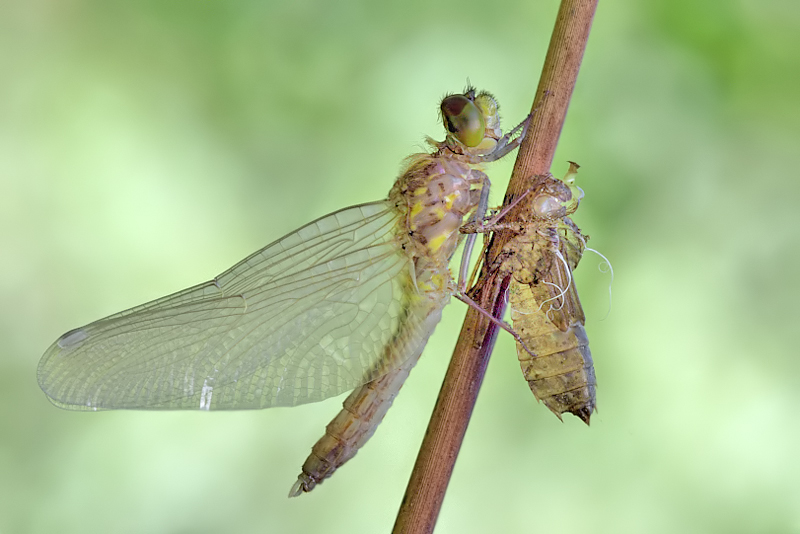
[473,91,553,164]
[454,290,537,359]
[461,169,570,236]
[464,236,490,290]
[459,192,533,238]
[474,112,533,163]
[457,173,492,291]
[473,188,534,233]
[458,175,536,292]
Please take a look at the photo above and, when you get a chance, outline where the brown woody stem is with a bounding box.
[392,1,599,532]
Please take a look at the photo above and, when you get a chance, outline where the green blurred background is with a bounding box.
[2,1,799,532]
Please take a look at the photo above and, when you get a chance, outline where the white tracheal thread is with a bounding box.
[585,246,614,320]
[508,246,571,319]
[537,247,572,320]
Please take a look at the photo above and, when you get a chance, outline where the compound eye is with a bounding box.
[532,194,566,219]
[440,94,486,147]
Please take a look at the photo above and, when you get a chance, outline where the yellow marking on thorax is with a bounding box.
[417,272,448,293]
[442,192,457,210]
[427,233,448,253]
[408,201,424,224]
[431,206,447,219]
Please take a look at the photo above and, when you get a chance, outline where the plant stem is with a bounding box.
[392,1,599,532]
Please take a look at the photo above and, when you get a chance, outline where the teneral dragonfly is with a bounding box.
[37,87,530,496]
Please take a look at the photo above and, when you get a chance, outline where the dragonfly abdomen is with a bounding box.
[289,343,421,496]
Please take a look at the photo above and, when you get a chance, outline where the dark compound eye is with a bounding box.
[440,94,486,147]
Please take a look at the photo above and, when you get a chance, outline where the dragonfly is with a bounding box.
[37,87,533,496]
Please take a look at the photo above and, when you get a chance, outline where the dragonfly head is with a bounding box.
[440,88,501,154]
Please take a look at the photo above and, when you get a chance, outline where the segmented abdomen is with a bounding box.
[289,329,428,496]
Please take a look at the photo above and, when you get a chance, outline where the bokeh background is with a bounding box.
[2,1,799,533]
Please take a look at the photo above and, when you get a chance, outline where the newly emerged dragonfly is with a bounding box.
[38,87,532,496]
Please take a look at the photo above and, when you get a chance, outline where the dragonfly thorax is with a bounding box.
[394,156,475,264]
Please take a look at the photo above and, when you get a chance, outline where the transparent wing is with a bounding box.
[38,201,422,411]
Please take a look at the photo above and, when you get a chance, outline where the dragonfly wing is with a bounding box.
[38,201,423,411]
